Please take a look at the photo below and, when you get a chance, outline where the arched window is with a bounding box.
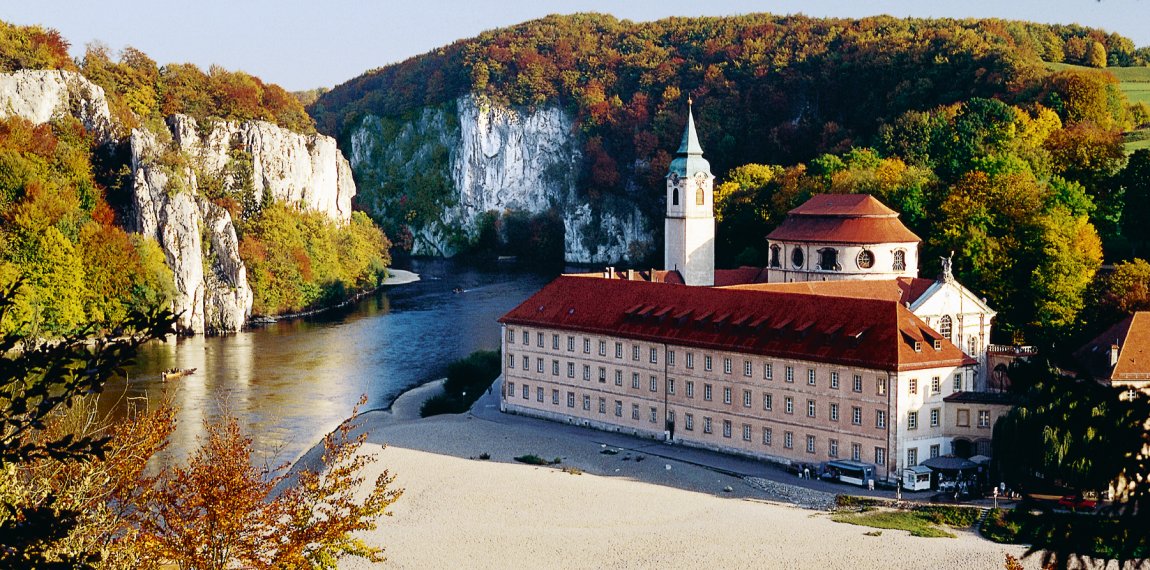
[672,188,679,206]
[769,245,781,268]
[968,336,978,356]
[893,249,906,271]
[856,250,874,269]
[791,247,804,268]
[817,248,839,271]
[939,315,952,343]
[695,187,704,205]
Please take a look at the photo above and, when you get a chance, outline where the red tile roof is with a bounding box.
[766,194,921,244]
[500,276,975,372]
[720,277,936,306]
[713,266,770,286]
[1074,312,1150,382]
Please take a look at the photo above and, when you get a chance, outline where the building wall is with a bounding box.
[913,282,995,389]
[765,241,919,283]
[500,323,926,481]
[943,401,1011,457]
[893,366,977,477]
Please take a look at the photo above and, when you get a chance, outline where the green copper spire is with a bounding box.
[668,97,710,178]
[677,97,704,155]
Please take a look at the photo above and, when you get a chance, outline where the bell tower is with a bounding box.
[664,99,715,286]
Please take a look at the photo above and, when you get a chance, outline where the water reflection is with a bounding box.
[105,259,551,466]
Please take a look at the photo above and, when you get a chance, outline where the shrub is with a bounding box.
[513,454,560,466]
[915,505,982,527]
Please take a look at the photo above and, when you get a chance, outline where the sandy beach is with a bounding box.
[317,380,1036,569]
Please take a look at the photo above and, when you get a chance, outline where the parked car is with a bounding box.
[1057,495,1097,510]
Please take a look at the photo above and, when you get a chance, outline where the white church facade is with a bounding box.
[498,105,1005,484]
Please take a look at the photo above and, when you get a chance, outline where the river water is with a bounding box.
[103,259,552,466]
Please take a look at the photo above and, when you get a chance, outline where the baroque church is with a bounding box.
[498,104,1010,484]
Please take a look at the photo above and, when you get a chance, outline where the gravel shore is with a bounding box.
[316,381,1035,569]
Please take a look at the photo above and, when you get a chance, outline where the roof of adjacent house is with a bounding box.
[766,194,921,245]
[1074,312,1150,382]
[720,277,935,306]
[500,275,975,372]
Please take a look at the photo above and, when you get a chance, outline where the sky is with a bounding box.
[4,1,1149,92]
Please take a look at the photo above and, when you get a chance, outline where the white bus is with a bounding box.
[826,460,876,487]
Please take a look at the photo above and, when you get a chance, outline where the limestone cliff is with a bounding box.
[347,95,652,263]
[0,69,116,142]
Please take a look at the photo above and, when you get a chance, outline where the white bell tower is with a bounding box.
[664,100,715,286]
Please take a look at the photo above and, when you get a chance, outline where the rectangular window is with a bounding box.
[632,404,640,420]
[536,358,544,373]
[537,332,544,347]
[929,444,940,459]
[632,373,640,390]
[784,431,793,449]
[785,366,794,383]
[931,376,941,395]
[785,396,794,415]
[508,354,515,369]
[686,352,695,369]
[567,392,575,408]
[567,336,575,351]
[552,334,559,350]
[599,340,607,356]
[830,403,839,421]
[507,382,514,398]
[723,420,732,438]
[614,342,622,358]
[552,389,559,405]
[807,399,816,418]
[908,411,918,430]
[650,347,658,364]
[598,367,606,383]
[615,400,623,417]
[830,371,839,389]
[851,443,861,462]
[537,387,544,402]
[704,355,713,371]
[930,408,940,427]
[582,395,591,411]
[723,387,732,404]
[723,357,732,374]
[704,384,713,401]
[852,375,863,392]
[907,447,918,467]
[583,338,591,353]
[632,345,640,361]
[909,378,918,395]
[582,365,590,381]
[978,410,991,428]
[704,417,713,434]
[522,385,529,399]
[957,408,970,427]
[763,393,773,411]
[744,361,752,377]
[599,397,606,414]
[763,427,773,446]
[685,413,694,431]
[743,424,752,441]
[522,355,528,369]
[852,407,862,425]
[667,378,676,395]
[668,350,676,366]
[667,410,675,424]
[875,447,886,466]
[829,439,839,458]
[953,373,962,392]
[877,377,886,396]
[686,381,695,398]
[650,376,658,393]
[614,370,623,386]
[650,407,658,423]
[806,435,816,453]
[876,410,886,428]
[807,368,816,385]
[764,362,773,380]
[523,330,529,345]
[507,328,514,343]
[566,362,574,378]
[552,360,559,376]
[743,390,752,408]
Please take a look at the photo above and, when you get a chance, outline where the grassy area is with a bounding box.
[832,509,958,538]
[1045,61,1150,106]
[419,349,502,417]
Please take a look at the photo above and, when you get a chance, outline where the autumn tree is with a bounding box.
[1119,150,1150,256]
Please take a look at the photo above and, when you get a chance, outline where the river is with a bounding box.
[103,259,552,466]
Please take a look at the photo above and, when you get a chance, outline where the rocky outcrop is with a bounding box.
[0,69,116,142]
[130,128,253,334]
[348,95,652,263]
[168,115,354,221]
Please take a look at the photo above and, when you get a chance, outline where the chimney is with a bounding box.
[606,266,615,279]
[627,269,636,280]
[1110,343,1120,367]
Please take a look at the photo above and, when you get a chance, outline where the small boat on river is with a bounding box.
[161,367,197,382]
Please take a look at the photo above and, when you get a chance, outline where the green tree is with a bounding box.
[1120,150,1150,256]
[1029,205,1102,342]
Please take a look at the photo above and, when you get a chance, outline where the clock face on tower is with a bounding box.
[694,171,707,190]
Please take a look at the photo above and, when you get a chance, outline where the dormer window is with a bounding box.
[817,248,839,271]
[914,341,922,353]
[791,247,804,268]
[933,339,942,350]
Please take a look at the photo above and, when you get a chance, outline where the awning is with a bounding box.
[968,455,992,465]
[921,456,977,471]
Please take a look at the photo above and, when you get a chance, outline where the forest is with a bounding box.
[0,20,390,335]
[313,12,1150,347]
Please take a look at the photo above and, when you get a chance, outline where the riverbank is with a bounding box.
[314,380,1034,569]
[250,269,421,325]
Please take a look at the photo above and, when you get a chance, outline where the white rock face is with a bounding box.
[348,95,652,263]
[130,128,253,334]
[168,114,354,221]
[0,69,115,142]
